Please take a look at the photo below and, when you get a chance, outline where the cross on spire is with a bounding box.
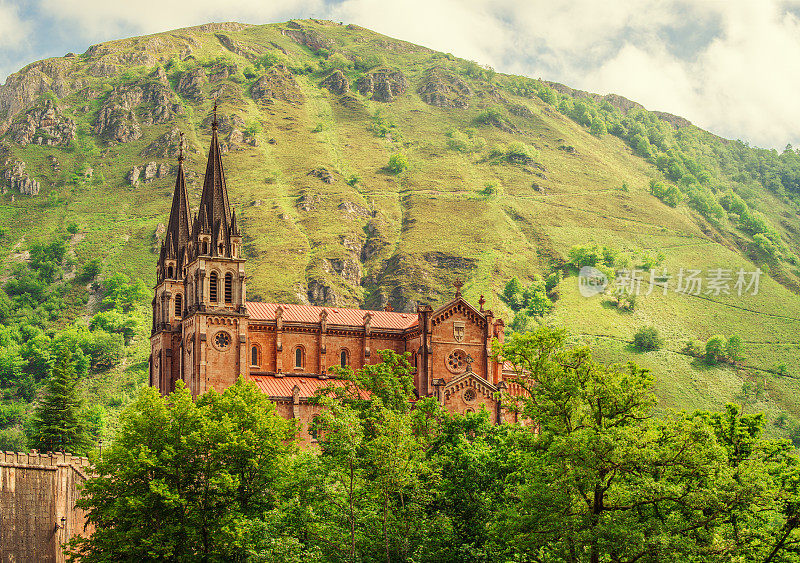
[178,132,185,163]
[212,100,218,130]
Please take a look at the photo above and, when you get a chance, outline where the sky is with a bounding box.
[1,0,799,150]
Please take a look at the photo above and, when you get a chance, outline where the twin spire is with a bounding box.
[159,102,241,279]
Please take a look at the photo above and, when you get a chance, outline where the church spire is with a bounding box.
[198,100,231,244]
[164,132,191,271]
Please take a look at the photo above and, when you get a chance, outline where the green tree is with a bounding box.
[493,326,735,562]
[705,334,727,363]
[501,277,524,311]
[386,153,409,174]
[68,379,297,561]
[725,334,745,362]
[633,325,663,351]
[28,347,89,454]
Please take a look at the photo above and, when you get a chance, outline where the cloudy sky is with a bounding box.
[1,0,798,149]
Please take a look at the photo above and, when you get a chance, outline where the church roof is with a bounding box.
[248,374,372,399]
[246,302,419,331]
[198,103,231,246]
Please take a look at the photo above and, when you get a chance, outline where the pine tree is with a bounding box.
[29,346,88,454]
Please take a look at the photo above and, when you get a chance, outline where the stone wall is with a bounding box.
[0,451,92,562]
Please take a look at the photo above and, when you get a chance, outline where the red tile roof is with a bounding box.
[248,374,370,399]
[246,302,419,330]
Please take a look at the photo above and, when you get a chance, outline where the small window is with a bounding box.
[218,243,224,255]
[295,347,303,369]
[340,349,348,368]
[224,273,233,304]
[209,272,218,302]
[202,241,208,255]
[251,345,259,367]
[167,265,174,279]
[174,294,182,317]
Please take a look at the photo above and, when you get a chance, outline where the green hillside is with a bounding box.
[2,19,800,444]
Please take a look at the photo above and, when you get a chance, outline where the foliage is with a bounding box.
[68,379,297,561]
[649,178,682,207]
[386,153,409,174]
[567,243,617,269]
[28,347,91,454]
[633,325,664,351]
[705,334,727,364]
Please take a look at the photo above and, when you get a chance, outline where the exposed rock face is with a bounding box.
[215,33,266,61]
[297,193,322,211]
[307,167,334,184]
[418,67,472,108]
[3,161,40,195]
[141,127,184,158]
[177,67,207,101]
[320,70,349,95]
[356,69,408,102]
[201,113,245,134]
[324,257,362,285]
[338,201,370,217]
[281,25,334,52]
[95,81,180,143]
[207,63,237,82]
[250,65,303,104]
[508,103,533,118]
[8,100,76,146]
[307,279,339,306]
[127,161,172,186]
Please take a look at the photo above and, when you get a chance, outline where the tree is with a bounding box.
[725,334,745,363]
[28,346,89,454]
[633,325,663,351]
[68,379,297,562]
[493,326,738,562]
[386,153,409,174]
[501,277,523,311]
[705,334,727,363]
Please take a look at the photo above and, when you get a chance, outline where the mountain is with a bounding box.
[3,19,800,435]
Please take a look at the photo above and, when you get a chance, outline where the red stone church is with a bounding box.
[150,111,520,443]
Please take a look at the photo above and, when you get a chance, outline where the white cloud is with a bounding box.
[8,0,800,148]
[36,0,325,41]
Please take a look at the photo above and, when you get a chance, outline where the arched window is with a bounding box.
[340,349,349,368]
[167,265,174,279]
[251,345,259,367]
[174,294,182,317]
[202,241,208,255]
[295,347,303,369]
[224,273,233,304]
[209,272,218,302]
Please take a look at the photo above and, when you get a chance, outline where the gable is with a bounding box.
[430,298,487,345]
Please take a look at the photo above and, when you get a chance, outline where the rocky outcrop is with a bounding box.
[281,25,334,52]
[250,66,303,104]
[418,67,472,109]
[324,257,362,286]
[177,67,207,101]
[320,70,349,95]
[127,161,172,186]
[0,58,78,120]
[207,63,238,82]
[3,162,40,195]
[95,81,179,143]
[356,69,408,102]
[201,113,245,134]
[1,159,39,195]
[297,193,322,212]
[215,34,266,61]
[307,167,334,184]
[8,99,76,146]
[141,127,185,158]
[338,201,370,217]
[307,279,339,306]
[508,103,534,118]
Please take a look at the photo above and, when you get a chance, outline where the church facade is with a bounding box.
[150,111,518,443]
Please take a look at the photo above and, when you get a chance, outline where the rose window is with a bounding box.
[463,388,476,402]
[214,331,232,350]
[446,349,466,373]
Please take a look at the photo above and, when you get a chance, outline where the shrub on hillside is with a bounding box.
[633,326,663,351]
[386,153,409,174]
[705,335,727,364]
[649,179,682,207]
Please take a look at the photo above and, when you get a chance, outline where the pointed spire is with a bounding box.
[199,204,210,234]
[164,131,191,262]
[199,102,231,252]
[230,208,240,237]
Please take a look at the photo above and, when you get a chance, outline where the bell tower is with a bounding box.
[150,135,191,396]
[180,103,249,397]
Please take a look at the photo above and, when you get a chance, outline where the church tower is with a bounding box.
[179,104,248,397]
[150,135,191,395]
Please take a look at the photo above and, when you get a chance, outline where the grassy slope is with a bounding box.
[2,20,799,436]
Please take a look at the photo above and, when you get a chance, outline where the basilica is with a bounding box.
[150,109,519,442]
